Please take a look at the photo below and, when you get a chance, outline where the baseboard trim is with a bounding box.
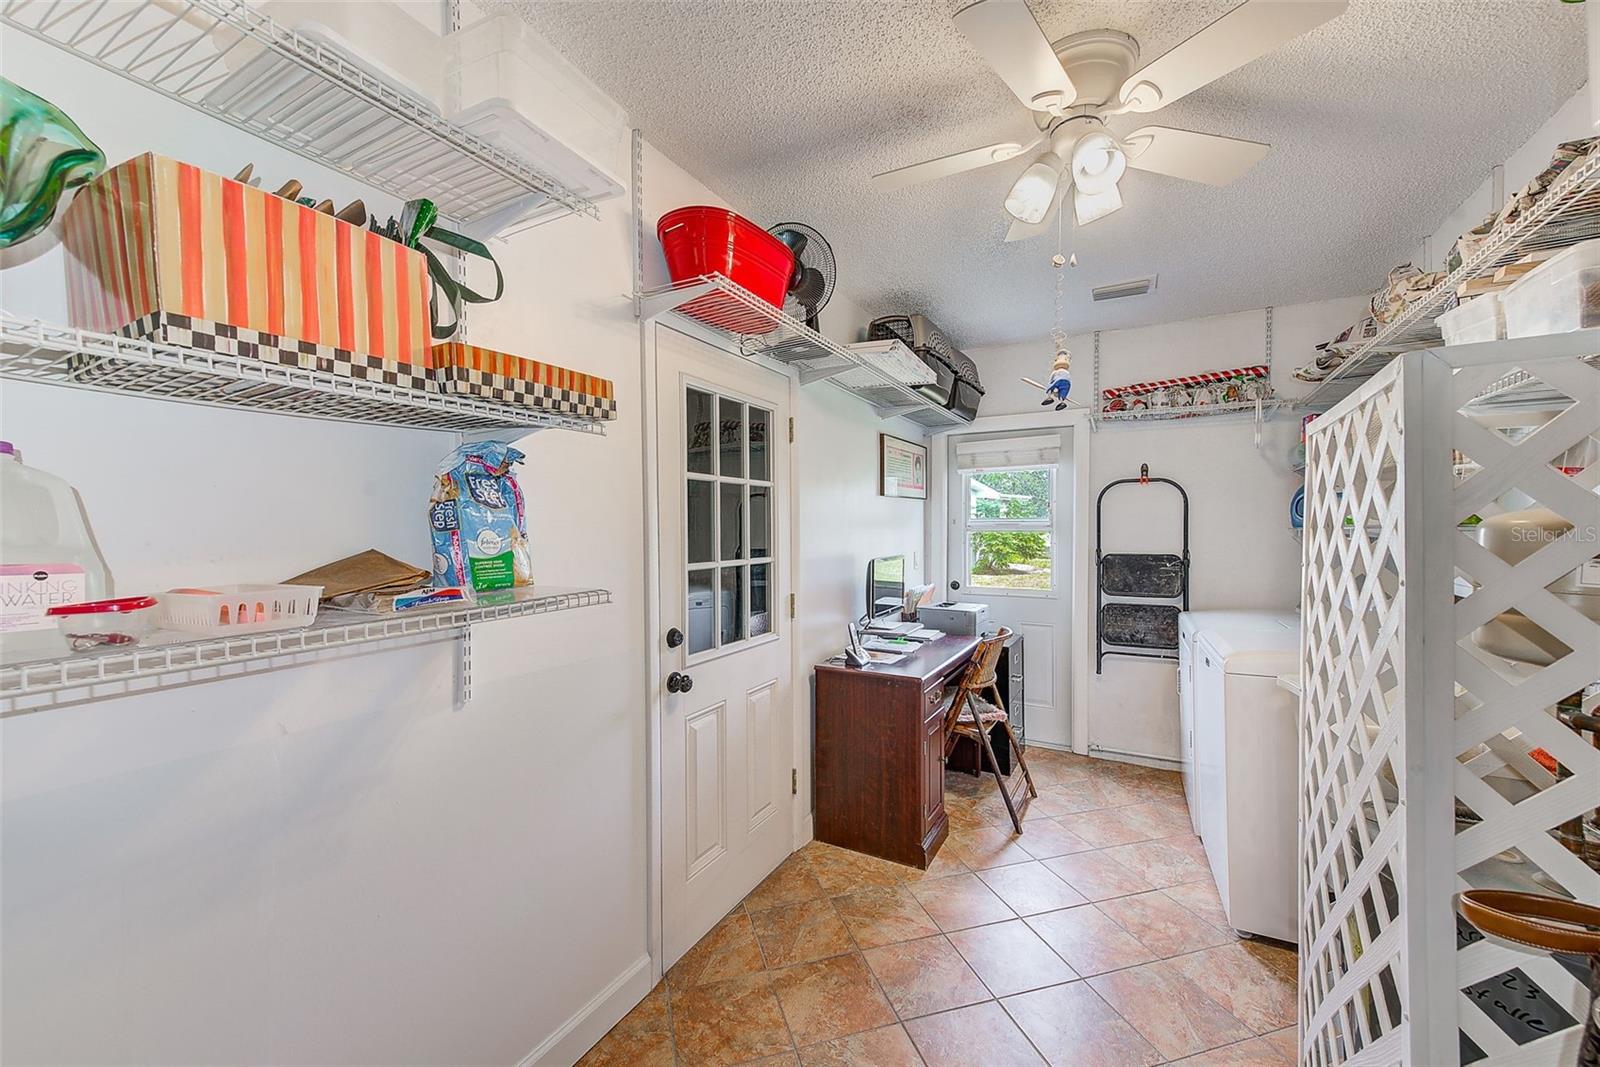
[1087,743,1181,771]
[519,954,653,1067]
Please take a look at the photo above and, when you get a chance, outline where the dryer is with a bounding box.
[1193,623,1300,942]
[1177,610,1297,834]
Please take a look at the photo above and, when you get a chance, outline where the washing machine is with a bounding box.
[1193,623,1301,942]
[1177,610,1297,834]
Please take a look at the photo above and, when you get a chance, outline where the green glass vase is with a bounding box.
[0,78,105,248]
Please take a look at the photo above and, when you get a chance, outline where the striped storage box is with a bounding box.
[61,153,431,385]
[432,342,617,420]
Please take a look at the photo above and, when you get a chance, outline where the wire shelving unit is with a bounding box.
[1097,396,1290,425]
[1,586,611,708]
[0,0,598,230]
[1303,148,1600,408]
[638,273,971,428]
[0,314,610,435]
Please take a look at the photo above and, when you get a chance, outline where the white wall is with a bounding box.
[962,297,1364,763]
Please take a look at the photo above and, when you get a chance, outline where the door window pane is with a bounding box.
[968,469,1051,521]
[749,407,771,481]
[721,483,744,560]
[749,485,771,559]
[750,563,771,637]
[720,398,745,478]
[720,566,745,645]
[687,480,714,564]
[687,569,715,653]
[969,531,1053,590]
[687,388,713,475]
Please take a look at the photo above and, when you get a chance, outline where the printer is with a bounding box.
[917,602,989,636]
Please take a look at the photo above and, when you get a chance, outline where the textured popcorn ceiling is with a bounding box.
[504,0,1585,347]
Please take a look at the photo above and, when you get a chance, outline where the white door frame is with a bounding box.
[928,409,1092,755]
[639,315,803,981]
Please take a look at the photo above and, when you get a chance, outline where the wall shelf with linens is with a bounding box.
[1,586,612,711]
[638,272,970,429]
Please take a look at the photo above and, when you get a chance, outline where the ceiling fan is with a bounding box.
[872,0,1347,239]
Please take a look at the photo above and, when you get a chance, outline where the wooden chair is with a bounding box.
[941,627,1036,833]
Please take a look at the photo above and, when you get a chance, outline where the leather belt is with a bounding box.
[1458,889,1600,956]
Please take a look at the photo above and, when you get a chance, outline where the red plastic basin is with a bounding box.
[657,206,795,335]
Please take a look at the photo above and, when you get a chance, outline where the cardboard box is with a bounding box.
[62,153,431,388]
[432,341,616,420]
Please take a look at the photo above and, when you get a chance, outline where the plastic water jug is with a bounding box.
[0,442,110,661]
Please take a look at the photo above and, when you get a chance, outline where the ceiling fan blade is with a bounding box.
[1123,126,1270,186]
[1003,181,1065,242]
[953,0,1076,113]
[871,137,1040,191]
[1117,0,1347,113]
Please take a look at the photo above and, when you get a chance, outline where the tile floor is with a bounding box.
[579,749,1299,1067]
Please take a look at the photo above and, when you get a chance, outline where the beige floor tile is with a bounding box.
[1056,807,1161,848]
[863,934,991,1018]
[1262,1026,1299,1060]
[904,1001,1046,1067]
[1099,837,1213,890]
[894,847,969,883]
[804,844,905,896]
[770,953,897,1048]
[1035,782,1110,814]
[1161,878,1233,930]
[1000,982,1162,1067]
[905,872,1016,931]
[746,853,829,913]
[1010,818,1096,860]
[669,909,768,991]
[671,972,794,1067]
[613,979,672,1035]
[576,1027,676,1067]
[1039,849,1157,901]
[1172,942,1299,1033]
[1024,905,1156,977]
[832,885,940,950]
[975,861,1088,916]
[1015,789,1077,821]
[750,898,856,969]
[737,1055,802,1067]
[1096,891,1237,958]
[1167,1035,1295,1065]
[1110,800,1195,840]
[946,919,1078,998]
[1088,960,1254,1061]
[797,1023,924,1067]
[945,824,1033,870]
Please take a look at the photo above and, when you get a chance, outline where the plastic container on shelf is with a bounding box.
[1502,238,1600,338]
[0,441,111,663]
[1438,292,1505,345]
[657,207,796,335]
[158,585,323,637]
[47,596,159,653]
[239,1,446,109]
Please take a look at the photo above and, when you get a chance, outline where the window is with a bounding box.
[963,467,1054,592]
[685,386,774,654]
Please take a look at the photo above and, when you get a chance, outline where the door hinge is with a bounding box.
[792,768,798,795]
[788,416,795,443]
[788,592,796,619]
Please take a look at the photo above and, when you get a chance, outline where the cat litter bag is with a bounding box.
[429,440,531,592]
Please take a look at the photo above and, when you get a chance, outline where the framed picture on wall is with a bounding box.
[879,434,928,499]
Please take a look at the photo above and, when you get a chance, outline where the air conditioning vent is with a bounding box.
[1092,276,1158,302]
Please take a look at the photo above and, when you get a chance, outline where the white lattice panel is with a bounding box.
[1302,337,1600,1067]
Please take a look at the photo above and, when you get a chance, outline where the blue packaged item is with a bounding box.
[429,440,531,591]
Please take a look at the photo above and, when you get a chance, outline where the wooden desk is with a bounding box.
[814,635,980,868]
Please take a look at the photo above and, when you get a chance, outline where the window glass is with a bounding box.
[749,485,771,560]
[750,563,771,638]
[720,398,745,478]
[687,480,714,564]
[686,389,713,475]
[721,483,744,560]
[968,531,1053,590]
[968,469,1051,521]
[749,407,771,482]
[720,566,745,645]
[687,569,715,653]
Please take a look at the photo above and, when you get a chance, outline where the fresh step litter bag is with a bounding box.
[429,441,531,592]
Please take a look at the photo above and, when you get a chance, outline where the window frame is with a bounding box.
[960,465,1057,597]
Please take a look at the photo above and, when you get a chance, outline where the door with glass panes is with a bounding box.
[655,327,792,966]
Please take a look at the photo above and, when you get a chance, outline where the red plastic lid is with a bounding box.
[47,596,158,616]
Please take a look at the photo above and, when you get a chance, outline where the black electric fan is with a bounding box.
[768,223,835,331]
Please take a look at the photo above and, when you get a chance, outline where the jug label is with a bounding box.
[0,564,88,633]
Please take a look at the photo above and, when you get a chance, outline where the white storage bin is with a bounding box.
[159,584,322,637]
[1437,292,1504,345]
[443,14,628,236]
[230,1,445,109]
[1502,238,1600,338]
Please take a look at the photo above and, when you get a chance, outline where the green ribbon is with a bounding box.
[395,198,505,341]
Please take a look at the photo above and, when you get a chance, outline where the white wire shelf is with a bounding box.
[0,585,611,705]
[0,314,610,435]
[0,0,598,230]
[1304,147,1600,408]
[1096,396,1290,425]
[638,274,972,429]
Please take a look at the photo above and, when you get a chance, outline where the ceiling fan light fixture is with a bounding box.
[1004,151,1062,224]
[1070,131,1126,195]
[1073,182,1123,226]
